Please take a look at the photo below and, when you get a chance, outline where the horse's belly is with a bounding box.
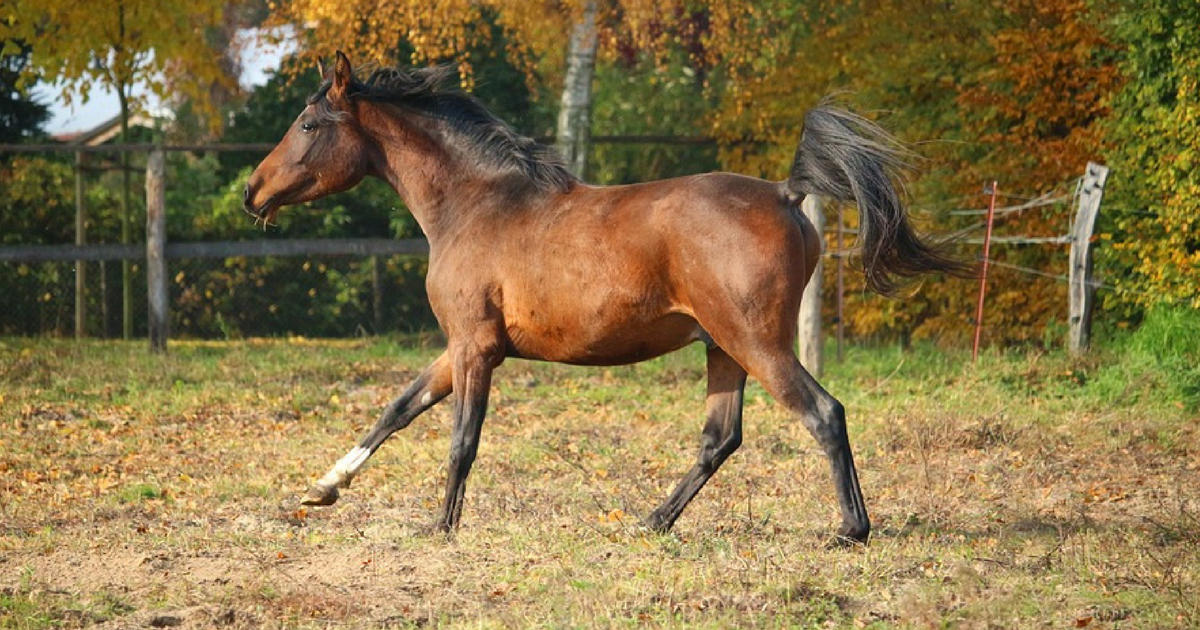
[504,311,701,365]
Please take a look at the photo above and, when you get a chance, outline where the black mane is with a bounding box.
[308,65,577,193]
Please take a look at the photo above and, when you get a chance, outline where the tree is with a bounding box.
[0,42,49,144]
[269,0,730,180]
[1,0,235,125]
[556,0,598,176]
[705,0,1122,346]
[1102,0,1200,311]
[1,0,237,338]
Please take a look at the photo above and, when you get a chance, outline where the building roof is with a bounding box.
[51,112,156,146]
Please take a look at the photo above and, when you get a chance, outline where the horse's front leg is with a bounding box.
[436,336,503,532]
[302,352,453,506]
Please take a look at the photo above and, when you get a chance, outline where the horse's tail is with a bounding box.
[786,102,973,295]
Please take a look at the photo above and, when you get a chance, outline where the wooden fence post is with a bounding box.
[799,195,824,377]
[146,149,168,353]
[75,151,87,339]
[1069,162,1109,355]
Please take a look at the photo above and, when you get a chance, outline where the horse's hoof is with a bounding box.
[301,484,340,506]
[641,512,673,534]
[421,519,456,538]
[827,524,870,549]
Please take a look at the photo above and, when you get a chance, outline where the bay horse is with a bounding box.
[244,51,966,544]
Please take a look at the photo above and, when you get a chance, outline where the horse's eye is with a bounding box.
[300,121,317,133]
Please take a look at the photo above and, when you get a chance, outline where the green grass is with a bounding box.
[0,331,1197,628]
[0,570,134,630]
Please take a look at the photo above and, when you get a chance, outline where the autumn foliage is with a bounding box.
[703,0,1128,345]
[3,0,1193,343]
[1103,0,1200,311]
[1,0,235,130]
[125,0,1200,342]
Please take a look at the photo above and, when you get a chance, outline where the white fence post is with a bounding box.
[799,195,824,377]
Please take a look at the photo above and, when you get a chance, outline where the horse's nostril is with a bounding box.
[243,184,251,204]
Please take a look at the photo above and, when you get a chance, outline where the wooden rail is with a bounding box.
[0,135,718,154]
[0,238,430,263]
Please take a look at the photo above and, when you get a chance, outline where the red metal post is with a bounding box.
[972,181,999,362]
[836,208,845,363]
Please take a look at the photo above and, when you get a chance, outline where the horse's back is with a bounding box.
[476,172,817,364]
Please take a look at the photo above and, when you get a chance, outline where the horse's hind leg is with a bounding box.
[748,351,869,544]
[646,345,747,532]
[302,352,453,506]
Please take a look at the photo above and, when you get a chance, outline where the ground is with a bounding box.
[1,336,1197,629]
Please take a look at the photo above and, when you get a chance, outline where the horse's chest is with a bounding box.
[423,259,499,327]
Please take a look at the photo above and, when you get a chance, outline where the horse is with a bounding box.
[244,51,967,544]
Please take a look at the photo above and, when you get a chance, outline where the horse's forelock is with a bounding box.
[306,89,351,125]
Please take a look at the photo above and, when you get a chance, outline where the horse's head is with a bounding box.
[244,51,374,227]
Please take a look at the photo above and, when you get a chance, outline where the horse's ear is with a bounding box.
[316,57,326,80]
[328,50,352,104]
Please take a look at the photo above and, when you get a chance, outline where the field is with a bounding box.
[1,330,1198,629]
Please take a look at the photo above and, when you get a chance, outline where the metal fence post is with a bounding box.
[972,181,999,362]
[75,151,87,339]
[372,255,384,334]
[835,207,844,363]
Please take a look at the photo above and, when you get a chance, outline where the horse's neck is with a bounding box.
[365,108,471,241]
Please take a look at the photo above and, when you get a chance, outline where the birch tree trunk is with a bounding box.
[556,0,598,178]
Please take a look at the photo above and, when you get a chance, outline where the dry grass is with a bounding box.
[1,336,1197,629]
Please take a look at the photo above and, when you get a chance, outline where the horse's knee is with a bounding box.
[698,428,742,471]
[804,396,847,448]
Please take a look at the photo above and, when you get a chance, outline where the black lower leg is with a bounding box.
[303,353,452,506]
[647,347,747,532]
[800,378,870,544]
[359,357,452,452]
[436,348,495,531]
[752,355,869,544]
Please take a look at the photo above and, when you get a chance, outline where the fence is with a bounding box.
[3,138,1115,362]
[797,162,1111,375]
[0,136,718,345]
[1,143,438,340]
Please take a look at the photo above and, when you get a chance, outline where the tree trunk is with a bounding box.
[555,0,598,179]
